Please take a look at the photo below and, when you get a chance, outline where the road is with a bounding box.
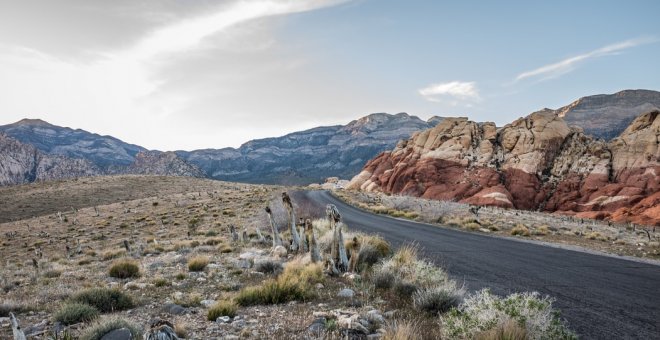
[298,190,660,339]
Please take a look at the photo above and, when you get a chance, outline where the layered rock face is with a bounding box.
[349,110,660,226]
[129,151,206,178]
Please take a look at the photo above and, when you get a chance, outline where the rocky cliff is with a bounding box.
[348,110,660,226]
[177,113,442,185]
[0,134,102,186]
[128,151,206,178]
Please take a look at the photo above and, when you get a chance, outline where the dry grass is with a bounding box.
[475,320,528,340]
[510,224,530,237]
[187,256,209,272]
[108,259,140,279]
[207,300,238,321]
[382,319,423,340]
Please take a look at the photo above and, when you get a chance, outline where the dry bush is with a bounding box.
[236,260,323,306]
[413,286,464,315]
[510,224,530,237]
[382,319,423,340]
[475,319,528,340]
[188,256,209,272]
[54,302,99,325]
[207,300,238,321]
[79,317,142,340]
[108,259,140,279]
[70,288,134,313]
[253,259,283,275]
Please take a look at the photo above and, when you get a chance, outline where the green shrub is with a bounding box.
[207,300,238,321]
[54,302,99,325]
[188,256,209,272]
[108,259,140,279]
[70,288,134,313]
[79,317,142,340]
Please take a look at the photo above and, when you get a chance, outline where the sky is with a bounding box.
[0,0,658,151]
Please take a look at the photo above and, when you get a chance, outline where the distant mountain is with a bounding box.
[555,89,660,140]
[0,123,204,186]
[0,133,102,186]
[176,112,442,185]
[0,118,146,169]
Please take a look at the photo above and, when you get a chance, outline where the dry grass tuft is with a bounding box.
[382,319,423,340]
[207,300,238,321]
[108,258,140,279]
[510,224,530,237]
[188,256,209,272]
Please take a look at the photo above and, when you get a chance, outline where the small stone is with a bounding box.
[162,303,189,315]
[231,319,246,329]
[315,283,325,289]
[308,317,326,336]
[100,327,133,340]
[216,316,231,323]
[200,299,216,307]
[272,246,288,258]
[173,291,184,300]
[337,288,355,298]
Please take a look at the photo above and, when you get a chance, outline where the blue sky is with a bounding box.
[0,0,658,150]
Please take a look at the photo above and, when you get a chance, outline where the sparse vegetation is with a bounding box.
[511,224,530,237]
[207,300,238,321]
[79,317,142,340]
[70,288,134,313]
[108,258,140,279]
[187,256,209,272]
[236,261,323,306]
[54,302,100,325]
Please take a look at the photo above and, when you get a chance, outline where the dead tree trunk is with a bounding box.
[326,204,348,272]
[265,207,282,248]
[282,192,301,252]
[10,313,27,340]
[309,220,321,263]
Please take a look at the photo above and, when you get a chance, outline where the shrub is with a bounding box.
[188,256,209,272]
[219,245,233,253]
[236,262,323,306]
[108,259,140,279]
[207,300,238,321]
[79,317,142,340]
[43,269,62,278]
[153,277,169,287]
[372,271,395,290]
[510,224,530,237]
[102,249,126,261]
[358,235,391,270]
[253,260,283,275]
[393,281,418,298]
[54,302,99,325]
[382,319,423,340]
[70,288,134,313]
[413,286,464,315]
[441,289,576,340]
[475,319,527,340]
[535,225,550,236]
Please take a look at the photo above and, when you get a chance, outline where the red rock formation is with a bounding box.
[348,110,660,226]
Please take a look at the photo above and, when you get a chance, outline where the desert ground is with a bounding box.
[1,176,574,339]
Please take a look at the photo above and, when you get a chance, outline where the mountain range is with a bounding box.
[0,112,441,186]
[1,89,658,207]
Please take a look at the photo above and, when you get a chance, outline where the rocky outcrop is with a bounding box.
[129,151,206,178]
[0,134,101,186]
[556,89,660,140]
[0,118,146,168]
[349,110,660,226]
[177,113,443,185]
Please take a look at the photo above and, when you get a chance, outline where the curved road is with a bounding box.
[298,190,660,339]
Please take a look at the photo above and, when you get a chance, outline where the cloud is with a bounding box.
[515,37,656,82]
[0,0,350,149]
[418,81,480,104]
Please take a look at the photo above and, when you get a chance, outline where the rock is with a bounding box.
[200,299,216,307]
[348,105,660,226]
[315,283,325,289]
[272,246,288,258]
[172,291,184,300]
[337,288,355,298]
[308,317,326,336]
[366,310,385,325]
[100,327,133,340]
[24,319,48,336]
[231,319,246,329]
[216,316,231,324]
[162,303,189,315]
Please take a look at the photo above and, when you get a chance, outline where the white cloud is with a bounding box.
[515,37,656,82]
[0,0,350,149]
[418,81,480,104]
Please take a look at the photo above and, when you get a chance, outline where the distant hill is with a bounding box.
[176,112,442,185]
[555,89,660,140]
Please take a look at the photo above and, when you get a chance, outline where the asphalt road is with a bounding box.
[298,190,660,339]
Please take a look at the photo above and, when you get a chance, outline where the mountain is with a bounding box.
[129,151,206,178]
[176,112,441,185]
[0,133,102,186]
[555,89,660,140]
[0,118,146,168]
[348,110,660,226]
